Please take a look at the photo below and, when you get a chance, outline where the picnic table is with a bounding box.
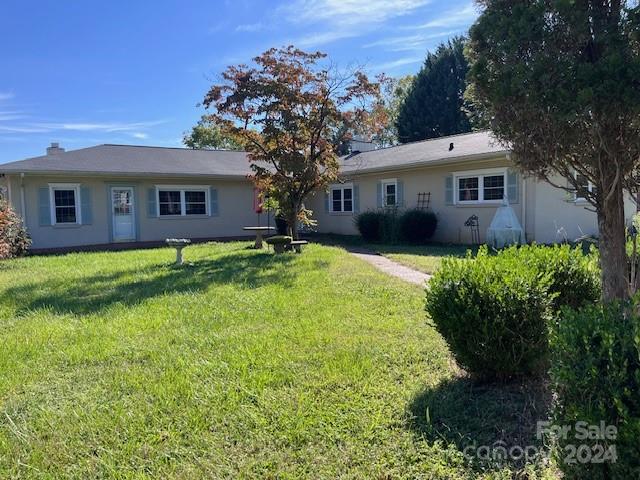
[243,226,275,249]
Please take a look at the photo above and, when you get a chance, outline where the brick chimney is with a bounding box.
[46,142,65,156]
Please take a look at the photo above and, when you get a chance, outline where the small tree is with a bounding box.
[183,115,244,150]
[202,46,382,237]
[396,37,472,143]
[466,1,640,301]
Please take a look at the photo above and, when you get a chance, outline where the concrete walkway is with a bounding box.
[345,246,431,286]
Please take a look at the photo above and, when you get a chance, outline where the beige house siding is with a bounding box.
[10,174,258,249]
[309,156,527,244]
[309,159,637,244]
[6,159,638,250]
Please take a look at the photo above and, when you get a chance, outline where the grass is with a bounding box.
[312,234,476,274]
[0,242,552,478]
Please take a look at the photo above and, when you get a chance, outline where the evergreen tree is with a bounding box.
[396,37,472,143]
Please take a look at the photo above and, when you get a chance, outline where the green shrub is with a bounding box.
[498,244,601,310]
[0,200,30,259]
[425,248,553,380]
[355,211,382,242]
[379,209,400,243]
[398,209,438,244]
[549,302,640,479]
[355,209,400,243]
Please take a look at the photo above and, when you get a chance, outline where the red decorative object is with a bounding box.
[253,188,264,214]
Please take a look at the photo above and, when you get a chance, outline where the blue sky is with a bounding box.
[0,0,479,163]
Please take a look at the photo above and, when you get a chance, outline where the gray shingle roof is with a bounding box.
[0,144,255,178]
[340,131,509,174]
[0,131,510,178]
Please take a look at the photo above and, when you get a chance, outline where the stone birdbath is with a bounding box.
[165,238,191,265]
[243,226,275,249]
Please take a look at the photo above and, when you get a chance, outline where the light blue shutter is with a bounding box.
[353,185,360,213]
[445,175,454,205]
[396,180,404,207]
[324,191,330,212]
[507,170,519,204]
[209,187,219,216]
[38,187,51,226]
[147,188,156,217]
[80,186,92,225]
[376,181,383,208]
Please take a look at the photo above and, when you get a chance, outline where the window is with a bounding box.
[157,186,209,216]
[185,191,207,215]
[483,175,505,200]
[382,179,397,207]
[159,190,182,216]
[455,170,506,204]
[49,184,80,225]
[574,173,596,201]
[330,184,353,213]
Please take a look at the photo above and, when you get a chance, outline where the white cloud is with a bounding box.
[235,22,265,33]
[283,0,432,46]
[0,92,15,102]
[410,2,478,29]
[31,120,166,133]
[363,30,458,52]
[0,111,25,121]
[372,56,423,72]
[0,119,167,136]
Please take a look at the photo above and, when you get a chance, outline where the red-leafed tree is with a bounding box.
[202,46,384,237]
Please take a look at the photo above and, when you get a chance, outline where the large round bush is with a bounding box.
[425,244,600,380]
[0,200,30,259]
[398,209,437,244]
[426,248,553,380]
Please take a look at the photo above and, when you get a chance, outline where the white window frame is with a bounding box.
[573,172,595,203]
[453,168,507,205]
[381,178,397,207]
[329,183,354,213]
[49,183,81,225]
[156,185,209,217]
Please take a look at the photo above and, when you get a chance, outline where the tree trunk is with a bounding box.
[287,210,298,240]
[597,180,629,301]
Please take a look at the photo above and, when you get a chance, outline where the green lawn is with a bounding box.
[313,234,476,274]
[0,242,551,478]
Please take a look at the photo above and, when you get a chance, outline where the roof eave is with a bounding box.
[0,169,250,180]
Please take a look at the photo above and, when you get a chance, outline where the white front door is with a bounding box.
[111,187,136,241]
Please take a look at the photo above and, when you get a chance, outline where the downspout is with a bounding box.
[20,173,27,224]
[5,174,11,205]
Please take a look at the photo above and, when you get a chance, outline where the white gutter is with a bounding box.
[341,151,511,176]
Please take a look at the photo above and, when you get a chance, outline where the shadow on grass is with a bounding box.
[408,376,552,471]
[4,251,300,316]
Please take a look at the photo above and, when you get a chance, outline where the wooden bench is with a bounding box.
[290,240,308,253]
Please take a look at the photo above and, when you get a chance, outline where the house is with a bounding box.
[0,132,635,250]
